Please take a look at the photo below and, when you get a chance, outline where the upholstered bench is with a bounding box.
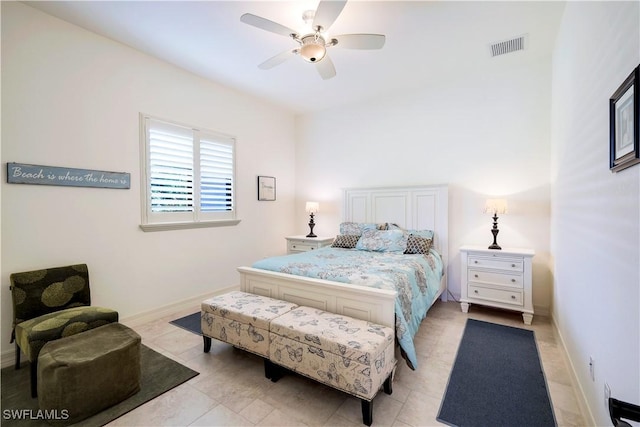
[201,291,298,361]
[268,306,396,426]
[37,322,141,426]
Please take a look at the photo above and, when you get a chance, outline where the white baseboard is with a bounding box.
[0,285,239,369]
[120,285,238,328]
[552,315,595,426]
[534,304,550,317]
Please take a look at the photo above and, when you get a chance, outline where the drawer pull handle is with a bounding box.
[512,263,516,267]
[511,279,516,283]
[511,295,516,299]
[474,290,479,294]
[474,274,479,278]
[474,260,478,264]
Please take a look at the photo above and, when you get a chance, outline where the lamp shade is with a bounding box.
[305,202,319,214]
[484,199,508,215]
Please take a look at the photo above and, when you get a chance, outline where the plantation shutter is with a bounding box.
[148,120,194,214]
[143,116,236,226]
[199,133,234,213]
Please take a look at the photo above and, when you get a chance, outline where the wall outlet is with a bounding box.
[604,382,611,408]
[589,356,595,381]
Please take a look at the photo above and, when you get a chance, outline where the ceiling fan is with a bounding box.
[240,0,385,80]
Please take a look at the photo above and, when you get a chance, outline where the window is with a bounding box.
[140,114,239,231]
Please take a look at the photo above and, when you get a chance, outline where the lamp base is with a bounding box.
[488,215,502,250]
[307,213,316,238]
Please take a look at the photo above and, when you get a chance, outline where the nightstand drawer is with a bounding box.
[468,284,523,307]
[468,256,523,272]
[285,236,334,254]
[468,269,523,288]
[288,243,317,252]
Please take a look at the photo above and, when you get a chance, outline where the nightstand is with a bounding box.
[460,245,535,325]
[285,235,334,254]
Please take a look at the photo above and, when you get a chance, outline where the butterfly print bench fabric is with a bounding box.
[200,291,396,426]
[201,291,298,357]
[269,305,396,404]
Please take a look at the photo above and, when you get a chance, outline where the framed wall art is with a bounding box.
[610,65,640,172]
[257,175,276,201]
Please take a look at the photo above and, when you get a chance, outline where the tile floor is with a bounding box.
[114,301,587,427]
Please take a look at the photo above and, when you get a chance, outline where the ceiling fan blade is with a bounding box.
[333,34,386,49]
[316,55,336,80]
[240,13,297,37]
[312,0,347,31]
[258,49,297,70]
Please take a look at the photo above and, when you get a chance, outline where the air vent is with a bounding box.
[489,34,528,57]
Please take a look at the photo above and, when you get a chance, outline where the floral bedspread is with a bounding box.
[251,247,444,369]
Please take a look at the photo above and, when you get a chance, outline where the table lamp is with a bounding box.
[305,202,319,238]
[484,199,508,250]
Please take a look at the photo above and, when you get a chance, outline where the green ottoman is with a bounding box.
[37,322,141,425]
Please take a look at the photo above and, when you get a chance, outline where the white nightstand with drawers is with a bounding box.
[285,235,334,254]
[460,245,535,325]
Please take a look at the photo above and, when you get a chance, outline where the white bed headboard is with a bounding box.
[342,184,449,266]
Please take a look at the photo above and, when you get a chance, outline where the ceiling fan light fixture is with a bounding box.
[300,35,326,63]
[241,0,385,77]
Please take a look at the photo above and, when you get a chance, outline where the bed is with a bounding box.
[238,184,449,368]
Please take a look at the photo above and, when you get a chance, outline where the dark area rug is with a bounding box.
[437,319,556,427]
[169,312,201,335]
[1,345,199,427]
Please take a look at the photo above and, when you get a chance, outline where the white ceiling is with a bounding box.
[25,1,566,114]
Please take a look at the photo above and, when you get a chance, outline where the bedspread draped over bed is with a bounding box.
[251,247,444,370]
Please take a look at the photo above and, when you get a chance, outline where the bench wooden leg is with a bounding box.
[383,373,393,395]
[203,336,211,353]
[361,399,373,426]
[264,359,272,379]
[266,360,284,383]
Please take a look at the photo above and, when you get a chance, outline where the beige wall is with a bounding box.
[1,2,297,363]
[551,2,640,425]
[294,59,554,314]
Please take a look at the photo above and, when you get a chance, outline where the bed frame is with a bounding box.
[238,184,448,328]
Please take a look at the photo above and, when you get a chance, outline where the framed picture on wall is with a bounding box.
[257,176,276,201]
[610,65,640,172]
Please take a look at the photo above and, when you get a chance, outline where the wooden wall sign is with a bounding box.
[7,162,130,189]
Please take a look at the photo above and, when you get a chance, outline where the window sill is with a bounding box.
[139,219,241,232]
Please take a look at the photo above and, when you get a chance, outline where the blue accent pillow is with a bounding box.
[339,222,380,236]
[387,223,434,239]
[409,229,434,239]
[355,229,408,252]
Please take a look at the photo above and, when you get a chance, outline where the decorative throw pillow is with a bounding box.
[339,222,378,236]
[331,234,360,249]
[404,235,433,254]
[355,229,408,252]
[387,224,434,239]
[408,229,434,239]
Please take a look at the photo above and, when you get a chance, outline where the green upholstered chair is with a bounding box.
[9,264,119,398]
